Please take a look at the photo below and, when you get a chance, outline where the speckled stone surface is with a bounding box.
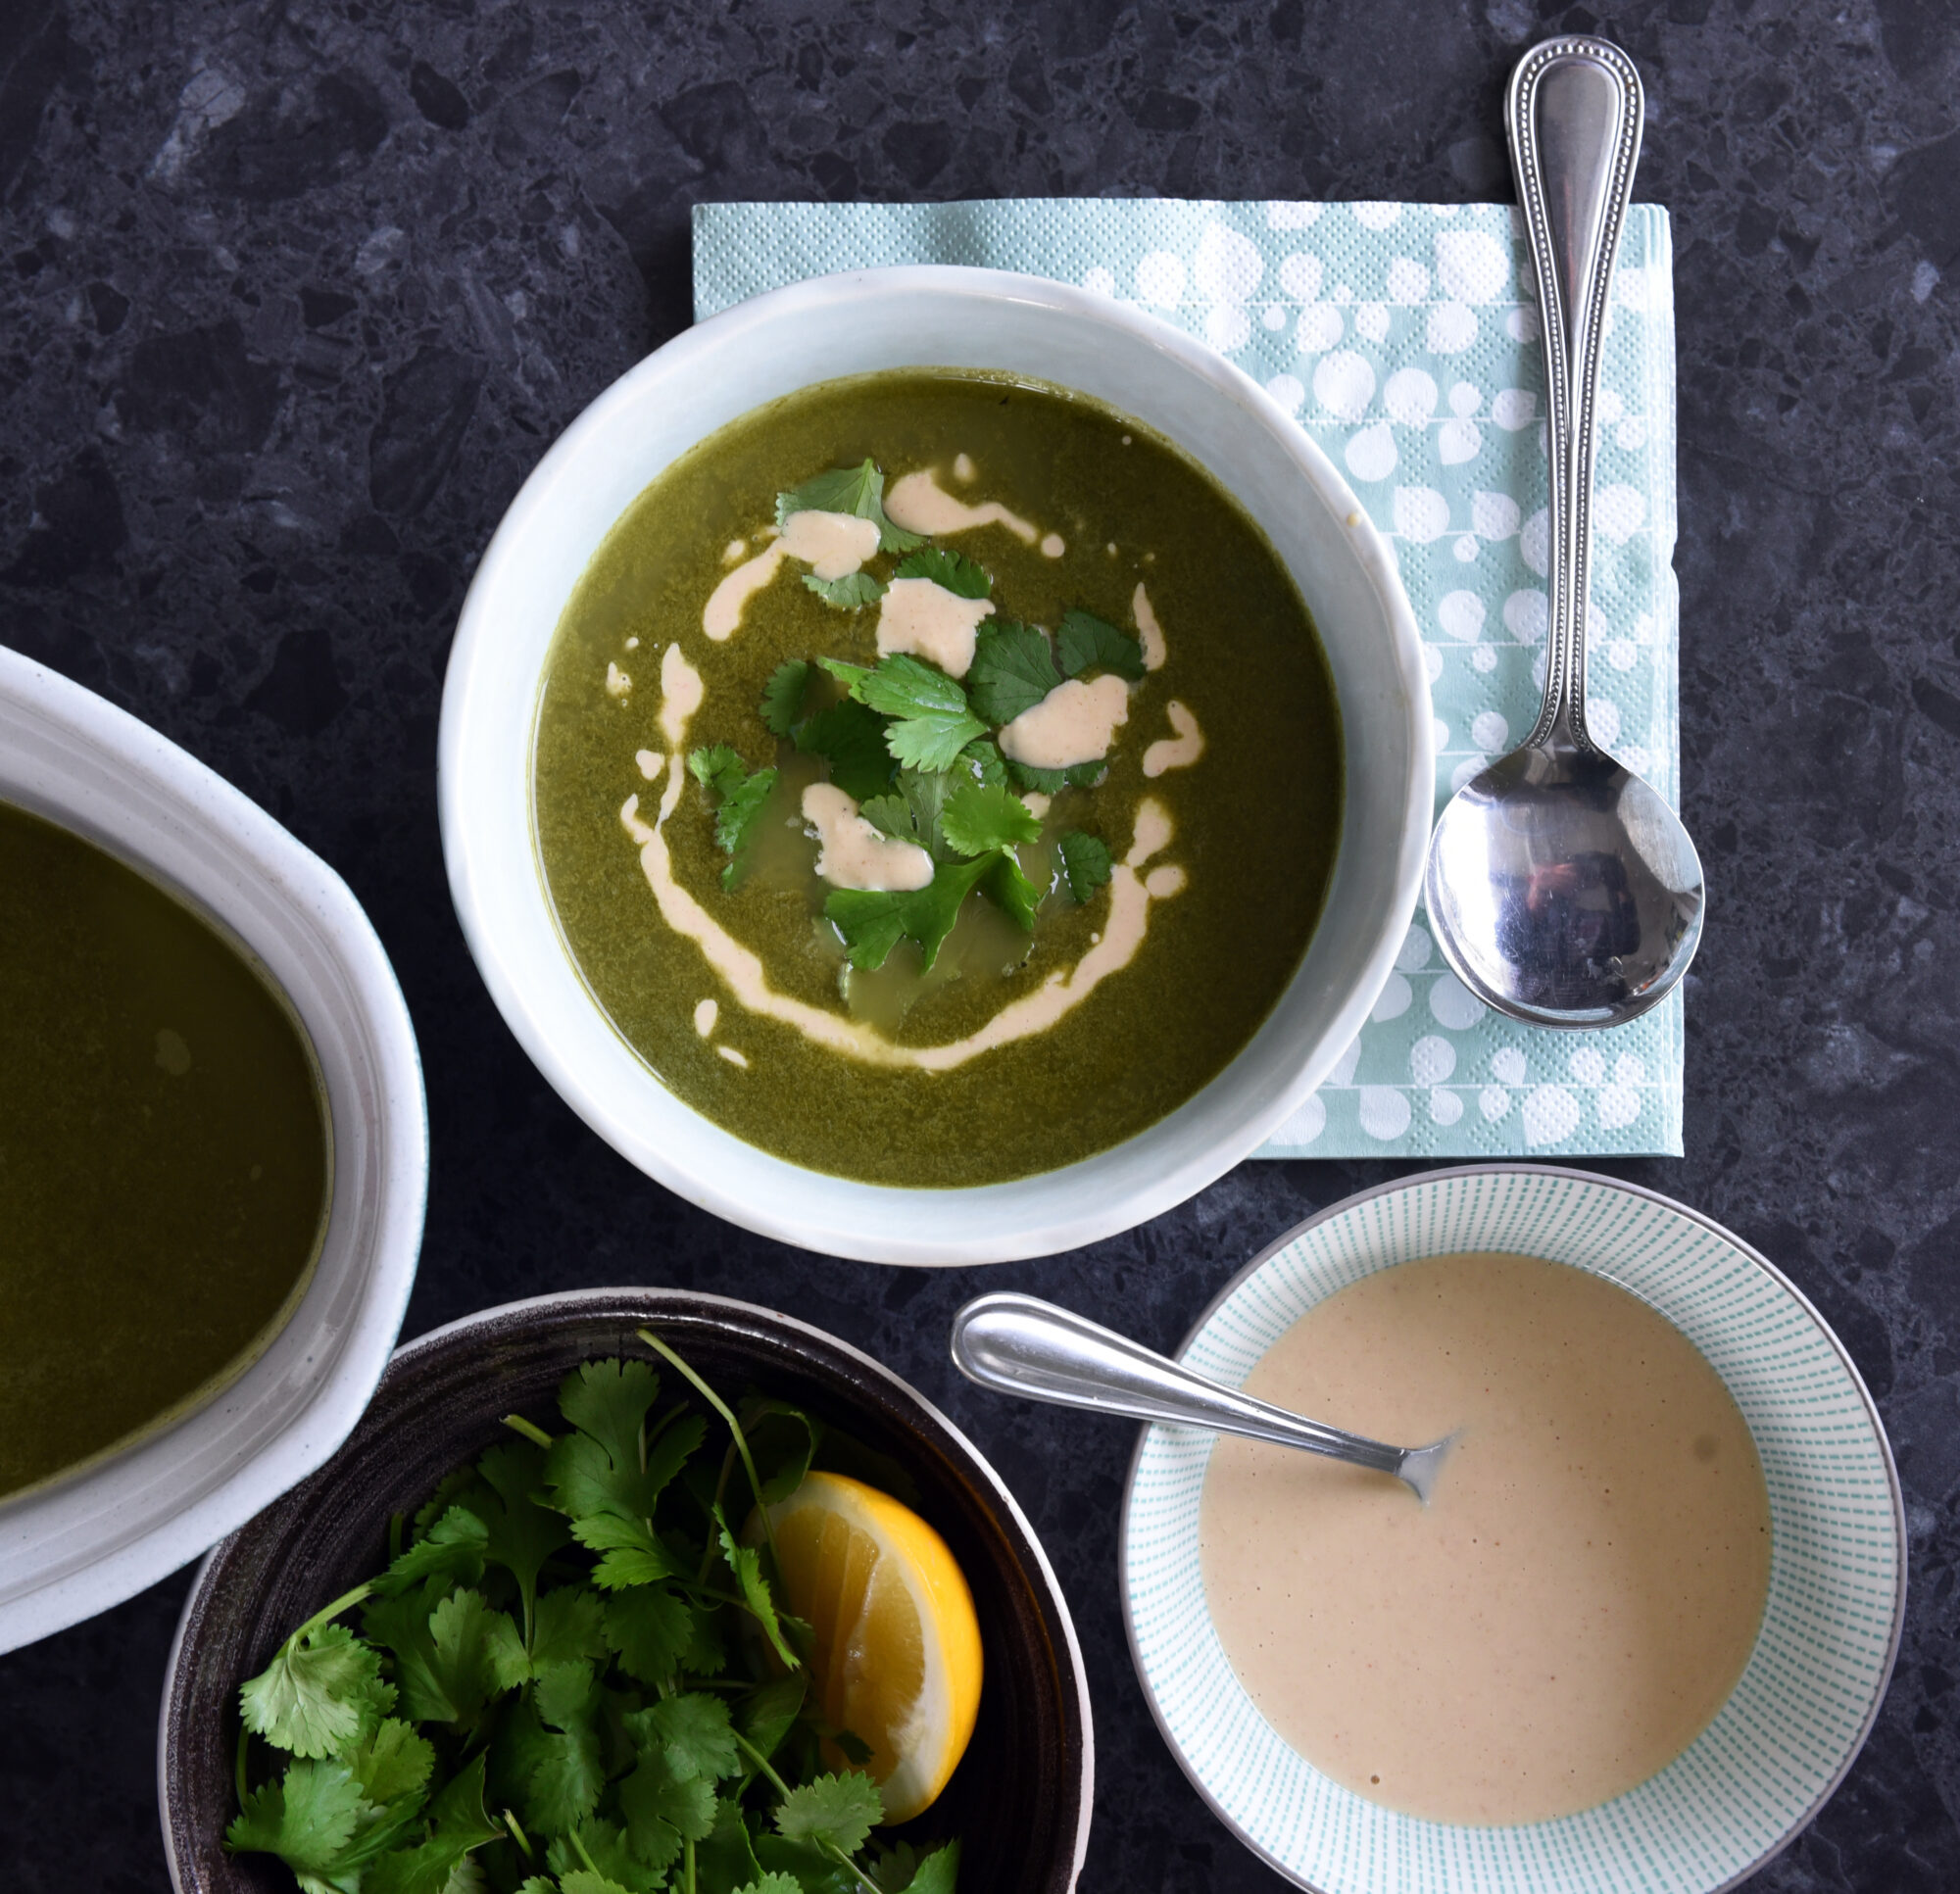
[0,1,1956,1888]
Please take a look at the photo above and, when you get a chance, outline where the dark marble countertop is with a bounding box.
[3,0,1958,1888]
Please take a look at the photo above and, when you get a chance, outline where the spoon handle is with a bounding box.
[1507,35,1643,753]
[949,1291,1407,1479]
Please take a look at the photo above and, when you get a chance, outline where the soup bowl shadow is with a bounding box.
[159,1288,1094,1894]
[1120,1165,1906,1894]
[0,645,426,1655]
[439,265,1433,1264]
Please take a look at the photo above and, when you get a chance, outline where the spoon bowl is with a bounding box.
[1426,738,1704,1028]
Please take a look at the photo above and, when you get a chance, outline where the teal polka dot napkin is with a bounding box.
[692,198,1684,1160]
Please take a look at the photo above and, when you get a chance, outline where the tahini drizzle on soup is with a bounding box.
[1200,1252,1772,1826]
[533,371,1342,1188]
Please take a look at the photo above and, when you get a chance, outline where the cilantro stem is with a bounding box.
[696,1445,735,1585]
[639,1329,786,1579]
[684,1836,697,1894]
[571,1829,603,1877]
[504,1809,534,1860]
[730,1725,793,1797]
[285,1579,374,1650]
[727,1728,884,1894]
[501,1412,555,1450]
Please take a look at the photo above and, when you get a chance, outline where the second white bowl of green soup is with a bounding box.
[440,267,1433,1262]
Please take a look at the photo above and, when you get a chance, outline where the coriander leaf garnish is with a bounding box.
[825,854,994,972]
[1056,607,1148,681]
[687,746,781,889]
[618,1742,717,1870]
[983,850,1042,933]
[775,461,924,555]
[863,767,965,863]
[570,1509,684,1591]
[774,1771,886,1857]
[940,781,1040,858]
[630,1692,742,1784]
[1004,755,1105,796]
[960,739,1008,788]
[1058,831,1114,904]
[795,700,895,803]
[600,1586,696,1684]
[225,1758,367,1873]
[804,570,887,611]
[239,1598,389,1760]
[893,547,990,599]
[348,1718,436,1811]
[965,621,1059,726]
[858,794,919,848]
[900,1840,963,1894]
[731,1873,802,1894]
[760,660,810,737]
[371,1503,488,1599]
[716,1511,801,1670]
[836,654,987,772]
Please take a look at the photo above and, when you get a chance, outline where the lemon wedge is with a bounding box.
[762,1470,983,1822]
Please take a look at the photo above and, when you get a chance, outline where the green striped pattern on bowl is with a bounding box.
[1121,1166,1904,1894]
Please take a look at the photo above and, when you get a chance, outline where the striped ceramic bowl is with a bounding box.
[1120,1165,1904,1894]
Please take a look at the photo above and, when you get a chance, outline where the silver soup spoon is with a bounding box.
[950,1292,1454,1504]
[1424,36,1704,1029]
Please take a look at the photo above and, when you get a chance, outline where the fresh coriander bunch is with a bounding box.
[689,461,1143,975]
[225,1331,961,1894]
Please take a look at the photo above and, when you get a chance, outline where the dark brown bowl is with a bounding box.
[158,1288,1093,1892]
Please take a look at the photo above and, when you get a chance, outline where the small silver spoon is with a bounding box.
[950,1292,1454,1503]
[1424,36,1704,1030]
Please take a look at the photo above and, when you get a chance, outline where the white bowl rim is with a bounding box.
[438,263,1433,1263]
[0,645,428,1650]
[158,1283,1097,1894]
[1115,1161,1907,1894]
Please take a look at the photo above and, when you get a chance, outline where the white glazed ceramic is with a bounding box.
[0,646,427,1654]
[1121,1166,1906,1894]
[440,266,1432,1265]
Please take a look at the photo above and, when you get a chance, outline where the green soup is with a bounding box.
[534,370,1342,1187]
[0,801,330,1498]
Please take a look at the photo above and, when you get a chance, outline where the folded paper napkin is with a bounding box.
[693,198,1683,1160]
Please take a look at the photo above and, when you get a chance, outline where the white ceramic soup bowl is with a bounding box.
[1121,1166,1906,1894]
[440,266,1432,1264]
[0,646,427,1654]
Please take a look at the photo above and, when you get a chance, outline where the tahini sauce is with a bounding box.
[1199,1251,1771,1826]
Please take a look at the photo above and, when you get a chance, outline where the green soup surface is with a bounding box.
[534,370,1343,1187]
[0,801,330,1498]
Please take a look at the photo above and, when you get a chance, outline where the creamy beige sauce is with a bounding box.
[886,468,1040,544]
[1133,581,1167,670]
[658,645,703,748]
[800,782,935,892]
[605,660,631,698]
[702,510,878,638]
[1200,1252,1771,1826]
[635,750,663,781]
[1001,673,1132,770]
[1143,701,1205,778]
[875,576,996,677]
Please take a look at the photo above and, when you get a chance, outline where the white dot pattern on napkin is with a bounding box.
[691,198,1683,1160]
